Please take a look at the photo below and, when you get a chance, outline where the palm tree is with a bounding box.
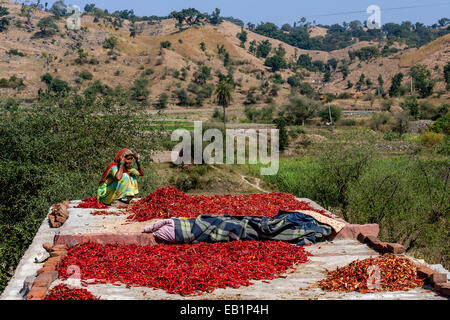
[215,80,233,127]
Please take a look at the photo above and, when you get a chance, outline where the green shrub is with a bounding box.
[2,98,19,112]
[6,49,26,57]
[420,131,444,147]
[0,92,160,292]
[430,114,450,135]
[319,105,341,123]
[383,130,399,141]
[79,71,93,80]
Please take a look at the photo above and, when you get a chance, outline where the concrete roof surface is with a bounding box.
[1,199,448,300]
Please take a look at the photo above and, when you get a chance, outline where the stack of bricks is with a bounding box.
[357,232,449,297]
[48,201,69,228]
[416,264,450,297]
[357,233,406,254]
[26,243,68,300]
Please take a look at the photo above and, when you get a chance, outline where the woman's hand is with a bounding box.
[133,149,140,162]
[119,154,126,164]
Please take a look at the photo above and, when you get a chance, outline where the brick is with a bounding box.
[42,242,53,252]
[55,215,67,223]
[431,273,447,284]
[50,249,67,257]
[51,244,67,251]
[357,233,367,243]
[43,256,62,268]
[26,286,48,300]
[386,243,406,254]
[33,271,58,287]
[375,242,389,253]
[335,224,380,240]
[416,265,436,281]
[365,236,380,246]
[36,266,56,276]
[434,283,450,296]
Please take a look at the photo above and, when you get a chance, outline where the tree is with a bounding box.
[438,18,450,27]
[319,105,341,123]
[443,61,450,90]
[327,58,338,71]
[282,96,321,125]
[170,8,205,29]
[323,69,331,82]
[0,6,9,32]
[37,17,58,35]
[354,46,379,62]
[297,54,312,70]
[237,28,247,45]
[256,40,272,58]
[273,117,289,151]
[156,93,169,109]
[215,80,233,127]
[129,22,143,38]
[130,77,149,102]
[389,73,404,97]
[264,55,287,72]
[248,40,257,55]
[84,3,96,13]
[48,78,69,95]
[410,65,435,98]
[50,0,67,18]
[209,8,222,25]
[401,96,419,119]
[103,37,118,50]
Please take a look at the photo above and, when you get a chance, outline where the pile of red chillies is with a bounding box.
[44,284,100,300]
[128,186,328,222]
[76,197,109,209]
[317,254,424,293]
[57,241,312,296]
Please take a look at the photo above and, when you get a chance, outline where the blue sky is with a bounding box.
[45,0,450,26]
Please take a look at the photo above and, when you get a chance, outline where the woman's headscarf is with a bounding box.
[99,148,133,184]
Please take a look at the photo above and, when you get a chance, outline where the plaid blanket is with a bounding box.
[173,211,332,245]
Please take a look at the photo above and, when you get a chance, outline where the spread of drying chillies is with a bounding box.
[44,284,100,300]
[317,254,424,293]
[58,241,312,296]
[128,186,328,222]
[75,197,108,209]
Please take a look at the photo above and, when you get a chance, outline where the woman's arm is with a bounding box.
[134,149,144,176]
[115,154,126,181]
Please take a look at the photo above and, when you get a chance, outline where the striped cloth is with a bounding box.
[173,211,332,245]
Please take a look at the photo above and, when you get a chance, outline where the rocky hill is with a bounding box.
[0,0,449,110]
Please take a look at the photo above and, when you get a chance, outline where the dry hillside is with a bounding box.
[0,0,449,111]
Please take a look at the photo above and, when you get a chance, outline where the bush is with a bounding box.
[103,37,118,50]
[430,114,450,135]
[420,131,444,147]
[319,105,341,123]
[79,71,93,80]
[0,93,160,292]
[339,119,356,126]
[264,55,287,72]
[155,93,168,109]
[370,112,392,132]
[160,41,172,49]
[6,49,26,57]
[383,130,399,141]
[0,76,26,90]
[2,98,20,112]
